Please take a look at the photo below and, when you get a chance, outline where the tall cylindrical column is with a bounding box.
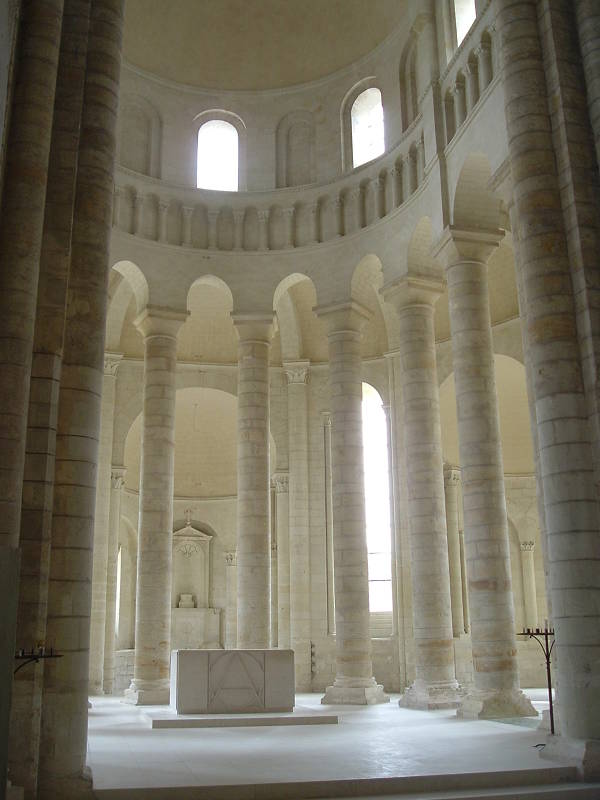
[38,2,125,794]
[224,551,237,649]
[383,279,458,710]
[316,302,388,705]
[103,466,126,694]
[284,362,312,690]
[0,0,64,550]
[444,465,465,637]
[272,473,290,649]
[435,228,535,719]
[8,2,92,793]
[89,354,122,694]
[520,542,538,630]
[497,0,600,772]
[233,315,273,649]
[124,307,186,706]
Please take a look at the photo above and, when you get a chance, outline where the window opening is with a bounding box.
[197,119,239,191]
[362,382,393,612]
[351,88,385,169]
[115,546,122,639]
[455,0,476,45]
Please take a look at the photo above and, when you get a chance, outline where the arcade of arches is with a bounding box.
[0,0,599,798]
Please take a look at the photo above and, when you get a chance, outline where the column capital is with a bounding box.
[224,551,237,567]
[284,360,310,385]
[231,312,274,343]
[104,352,123,376]
[432,226,504,266]
[134,305,188,339]
[443,463,461,485]
[520,540,535,552]
[322,410,332,427]
[381,275,445,311]
[271,472,289,493]
[110,465,127,490]
[313,300,372,335]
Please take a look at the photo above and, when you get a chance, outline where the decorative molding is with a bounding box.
[520,541,535,552]
[272,472,289,493]
[443,464,461,485]
[175,540,202,558]
[284,360,310,385]
[110,466,126,491]
[104,352,123,376]
[224,551,237,567]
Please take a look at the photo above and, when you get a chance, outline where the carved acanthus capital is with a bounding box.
[520,541,535,552]
[110,466,126,491]
[225,551,237,567]
[284,361,310,385]
[322,411,332,428]
[272,472,289,493]
[443,464,461,486]
[104,352,123,376]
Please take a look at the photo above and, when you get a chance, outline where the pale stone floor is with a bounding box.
[87,689,581,798]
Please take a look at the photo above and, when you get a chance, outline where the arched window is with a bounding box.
[197,119,239,191]
[362,382,393,612]
[455,0,476,45]
[351,88,385,169]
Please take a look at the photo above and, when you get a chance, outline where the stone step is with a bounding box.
[344,783,600,800]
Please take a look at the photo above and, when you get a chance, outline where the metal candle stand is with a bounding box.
[14,647,62,675]
[516,626,555,734]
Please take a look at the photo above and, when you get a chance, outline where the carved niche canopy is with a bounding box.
[172,511,213,608]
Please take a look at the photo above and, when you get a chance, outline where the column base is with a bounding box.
[457,687,537,719]
[321,679,389,705]
[37,767,95,800]
[123,680,170,706]
[540,735,600,781]
[399,680,461,710]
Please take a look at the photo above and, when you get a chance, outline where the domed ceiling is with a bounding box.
[123,0,407,91]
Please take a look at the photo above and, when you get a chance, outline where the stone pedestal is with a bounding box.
[316,302,388,706]
[124,307,186,706]
[170,649,295,714]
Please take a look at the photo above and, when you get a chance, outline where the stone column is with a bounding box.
[444,465,465,637]
[224,551,237,649]
[459,528,470,633]
[284,361,312,690]
[315,302,388,705]
[157,200,169,243]
[89,353,122,694]
[520,542,538,631]
[0,0,63,550]
[497,0,600,772]
[181,206,193,246]
[102,466,126,694]
[382,404,399,638]
[575,1,600,168]
[434,227,535,719]
[8,2,92,793]
[272,473,290,649]
[233,315,273,649]
[383,278,458,709]
[124,306,186,706]
[38,2,124,794]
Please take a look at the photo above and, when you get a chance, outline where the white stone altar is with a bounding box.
[170,649,295,714]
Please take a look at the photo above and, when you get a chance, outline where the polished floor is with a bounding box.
[86,689,594,799]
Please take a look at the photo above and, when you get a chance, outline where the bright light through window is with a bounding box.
[197,119,238,191]
[351,88,385,169]
[455,0,476,45]
[115,546,122,637]
[362,382,393,612]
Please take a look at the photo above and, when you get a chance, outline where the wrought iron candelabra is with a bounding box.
[517,624,555,734]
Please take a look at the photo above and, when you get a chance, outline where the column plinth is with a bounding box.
[383,278,459,710]
[315,302,388,705]
[124,306,186,706]
[434,228,536,720]
[233,315,273,649]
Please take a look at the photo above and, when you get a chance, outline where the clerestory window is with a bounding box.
[196,119,239,191]
[351,88,385,169]
[362,382,393,612]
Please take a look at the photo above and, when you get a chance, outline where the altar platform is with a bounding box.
[88,691,599,799]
